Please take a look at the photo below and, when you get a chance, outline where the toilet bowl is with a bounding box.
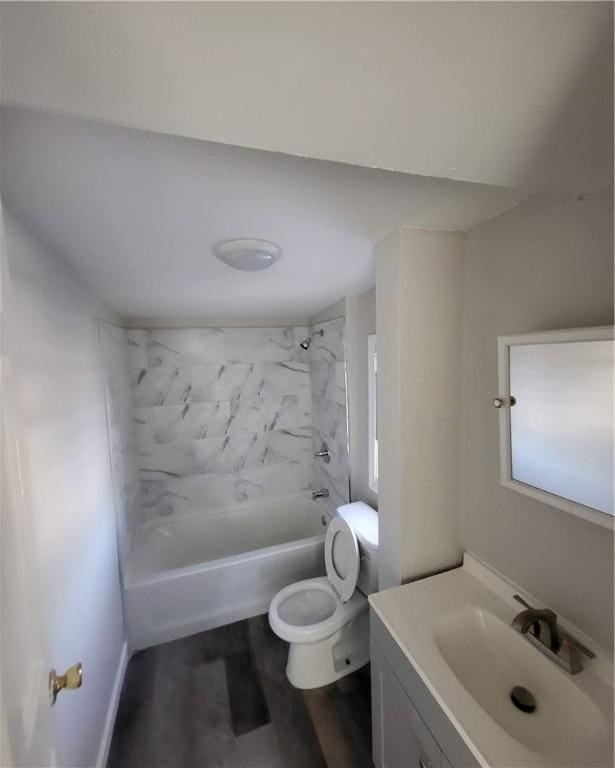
[268,503,378,689]
[269,576,369,688]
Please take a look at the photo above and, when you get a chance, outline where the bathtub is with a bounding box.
[125,493,328,649]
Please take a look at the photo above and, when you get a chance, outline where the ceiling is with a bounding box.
[1,3,612,324]
[1,107,527,324]
[1,2,612,195]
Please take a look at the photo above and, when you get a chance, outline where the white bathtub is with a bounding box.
[125,493,328,649]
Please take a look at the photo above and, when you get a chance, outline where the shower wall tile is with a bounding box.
[131,367,191,407]
[133,326,312,368]
[128,326,314,521]
[148,329,227,367]
[138,440,209,476]
[131,361,311,407]
[139,471,237,518]
[309,316,350,515]
[99,321,140,561]
[310,361,346,406]
[312,396,348,446]
[107,319,349,526]
[235,461,307,505]
[125,329,149,369]
[309,317,345,363]
[293,327,311,363]
[190,364,252,403]
[134,402,231,445]
[326,362,347,405]
[224,327,298,363]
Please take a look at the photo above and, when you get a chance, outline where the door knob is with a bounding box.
[49,663,83,705]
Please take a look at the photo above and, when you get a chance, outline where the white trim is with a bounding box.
[496,325,614,530]
[96,641,129,768]
[367,333,378,494]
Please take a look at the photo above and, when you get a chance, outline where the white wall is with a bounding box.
[375,233,402,586]
[346,288,378,509]
[462,184,614,649]
[376,228,465,589]
[3,209,126,766]
[310,298,346,327]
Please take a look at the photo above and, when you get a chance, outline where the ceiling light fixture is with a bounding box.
[213,238,282,271]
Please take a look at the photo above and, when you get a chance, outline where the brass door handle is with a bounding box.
[49,663,83,705]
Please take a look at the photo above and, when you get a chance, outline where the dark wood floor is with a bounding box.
[108,615,374,768]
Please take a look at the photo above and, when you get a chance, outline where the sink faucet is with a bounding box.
[312,489,329,500]
[512,595,562,652]
[511,595,595,674]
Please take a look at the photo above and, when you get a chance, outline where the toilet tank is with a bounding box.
[337,502,379,595]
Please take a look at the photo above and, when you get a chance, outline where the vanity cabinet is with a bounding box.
[372,644,442,768]
[370,610,478,768]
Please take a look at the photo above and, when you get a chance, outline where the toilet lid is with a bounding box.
[325,517,359,603]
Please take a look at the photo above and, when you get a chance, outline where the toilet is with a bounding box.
[268,501,378,689]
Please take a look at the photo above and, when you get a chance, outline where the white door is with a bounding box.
[1,339,56,764]
[1,209,126,768]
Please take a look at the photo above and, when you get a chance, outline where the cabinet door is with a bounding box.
[372,646,441,768]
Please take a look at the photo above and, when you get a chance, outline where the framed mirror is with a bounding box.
[496,326,614,529]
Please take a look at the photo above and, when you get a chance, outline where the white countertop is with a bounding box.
[369,554,614,768]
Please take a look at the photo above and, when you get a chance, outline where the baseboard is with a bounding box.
[96,640,129,768]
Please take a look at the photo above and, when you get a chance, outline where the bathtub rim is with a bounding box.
[126,492,331,589]
[126,531,327,589]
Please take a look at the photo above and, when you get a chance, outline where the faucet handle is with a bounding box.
[562,631,595,660]
[513,595,593,667]
[513,594,533,610]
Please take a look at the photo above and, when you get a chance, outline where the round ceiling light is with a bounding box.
[213,238,282,271]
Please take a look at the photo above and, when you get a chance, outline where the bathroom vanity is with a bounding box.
[369,555,614,768]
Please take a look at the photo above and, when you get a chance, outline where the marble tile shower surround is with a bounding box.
[126,326,316,519]
[309,317,350,514]
[98,321,140,562]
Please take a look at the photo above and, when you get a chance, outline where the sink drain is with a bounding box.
[510,686,536,713]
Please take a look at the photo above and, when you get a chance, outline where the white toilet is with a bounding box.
[268,501,378,689]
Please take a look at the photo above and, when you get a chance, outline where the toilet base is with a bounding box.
[285,607,369,689]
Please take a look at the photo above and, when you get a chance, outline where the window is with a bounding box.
[368,334,378,494]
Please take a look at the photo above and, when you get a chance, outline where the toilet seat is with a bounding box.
[324,517,360,603]
[268,577,367,644]
[269,517,364,644]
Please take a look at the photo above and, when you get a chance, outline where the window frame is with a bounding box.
[368,333,378,494]
[497,325,613,530]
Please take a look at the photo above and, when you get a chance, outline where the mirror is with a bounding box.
[497,327,614,528]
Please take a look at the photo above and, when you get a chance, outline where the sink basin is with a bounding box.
[369,555,614,767]
[433,606,612,764]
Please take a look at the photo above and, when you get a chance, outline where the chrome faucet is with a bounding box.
[312,489,329,500]
[511,595,595,674]
[314,442,331,464]
[512,595,562,652]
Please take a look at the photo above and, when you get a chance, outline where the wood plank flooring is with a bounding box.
[108,615,373,768]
